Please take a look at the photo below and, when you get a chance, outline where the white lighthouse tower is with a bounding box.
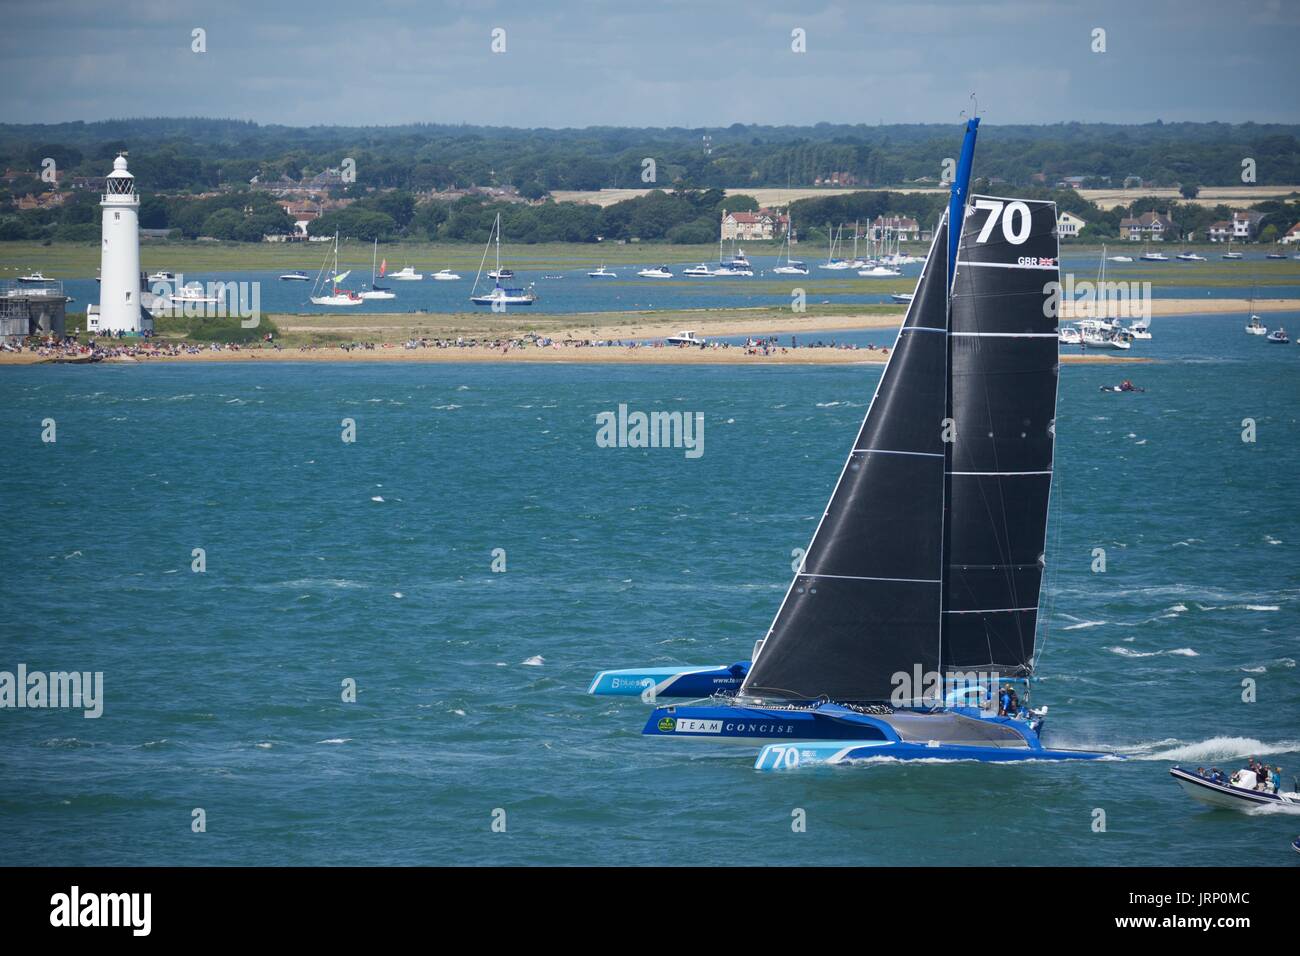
[93,153,150,334]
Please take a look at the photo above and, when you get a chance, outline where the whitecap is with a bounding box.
[1135,736,1300,762]
[318,738,351,745]
[1062,620,1106,630]
[521,655,545,666]
[371,496,385,502]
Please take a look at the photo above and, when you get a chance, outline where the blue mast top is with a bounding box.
[947,117,980,280]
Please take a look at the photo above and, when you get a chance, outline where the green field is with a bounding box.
[2,239,1297,289]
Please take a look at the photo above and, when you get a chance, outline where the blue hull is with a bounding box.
[588,662,749,698]
[643,701,1115,767]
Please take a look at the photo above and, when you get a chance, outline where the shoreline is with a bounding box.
[0,346,1146,366]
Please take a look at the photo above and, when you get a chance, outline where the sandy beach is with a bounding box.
[272,296,1300,343]
[0,344,1146,366]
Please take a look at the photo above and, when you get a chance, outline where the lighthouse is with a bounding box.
[93,153,150,334]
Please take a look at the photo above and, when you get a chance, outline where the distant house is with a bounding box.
[813,171,858,187]
[721,208,788,241]
[1123,175,1144,189]
[70,176,107,192]
[868,215,921,242]
[1206,211,1265,242]
[11,191,70,210]
[1056,211,1087,237]
[1120,210,1176,241]
[1282,222,1300,245]
[275,199,323,238]
[1232,210,1264,240]
[1056,176,1088,189]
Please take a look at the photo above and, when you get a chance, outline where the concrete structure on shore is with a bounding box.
[89,154,152,334]
[0,280,68,343]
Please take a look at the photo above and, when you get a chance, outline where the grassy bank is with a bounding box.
[3,239,1298,287]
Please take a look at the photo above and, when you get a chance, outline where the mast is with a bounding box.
[947,117,980,283]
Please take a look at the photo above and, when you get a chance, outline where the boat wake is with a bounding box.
[1123,736,1300,762]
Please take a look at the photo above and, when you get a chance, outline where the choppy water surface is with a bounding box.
[0,312,1296,865]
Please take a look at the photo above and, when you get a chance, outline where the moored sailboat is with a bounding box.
[310,233,364,306]
[470,213,536,307]
[589,118,1114,767]
[359,239,395,300]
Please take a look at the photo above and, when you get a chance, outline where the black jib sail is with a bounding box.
[941,195,1060,677]
[740,215,952,702]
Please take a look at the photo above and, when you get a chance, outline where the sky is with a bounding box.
[1,0,1298,128]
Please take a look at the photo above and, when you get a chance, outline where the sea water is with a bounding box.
[0,312,1296,865]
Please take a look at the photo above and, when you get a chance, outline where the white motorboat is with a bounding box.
[1266,327,1290,344]
[1175,252,1205,261]
[147,270,175,282]
[1129,316,1152,340]
[683,263,715,277]
[588,265,618,278]
[432,269,461,281]
[890,292,914,304]
[1169,767,1298,812]
[1139,250,1169,262]
[637,265,673,278]
[172,282,218,304]
[17,271,51,283]
[665,330,704,346]
[858,265,902,277]
[278,271,310,281]
[1108,254,1133,263]
[389,265,423,280]
[1059,325,1082,345]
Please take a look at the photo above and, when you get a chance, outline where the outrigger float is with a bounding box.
[589,116,1117,770]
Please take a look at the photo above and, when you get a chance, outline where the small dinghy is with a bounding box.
[1169,766,1299,812]
[1100,383,1145,393]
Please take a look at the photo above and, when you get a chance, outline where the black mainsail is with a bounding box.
[741,216,952,702]
[942,196,1060,677]
[741,196,1061,703]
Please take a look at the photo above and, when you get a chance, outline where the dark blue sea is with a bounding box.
[1,311,1297,865]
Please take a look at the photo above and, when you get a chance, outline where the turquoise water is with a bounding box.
[1,312,1297,865]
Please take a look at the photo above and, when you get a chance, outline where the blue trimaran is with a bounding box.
[590,118,1115,769]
